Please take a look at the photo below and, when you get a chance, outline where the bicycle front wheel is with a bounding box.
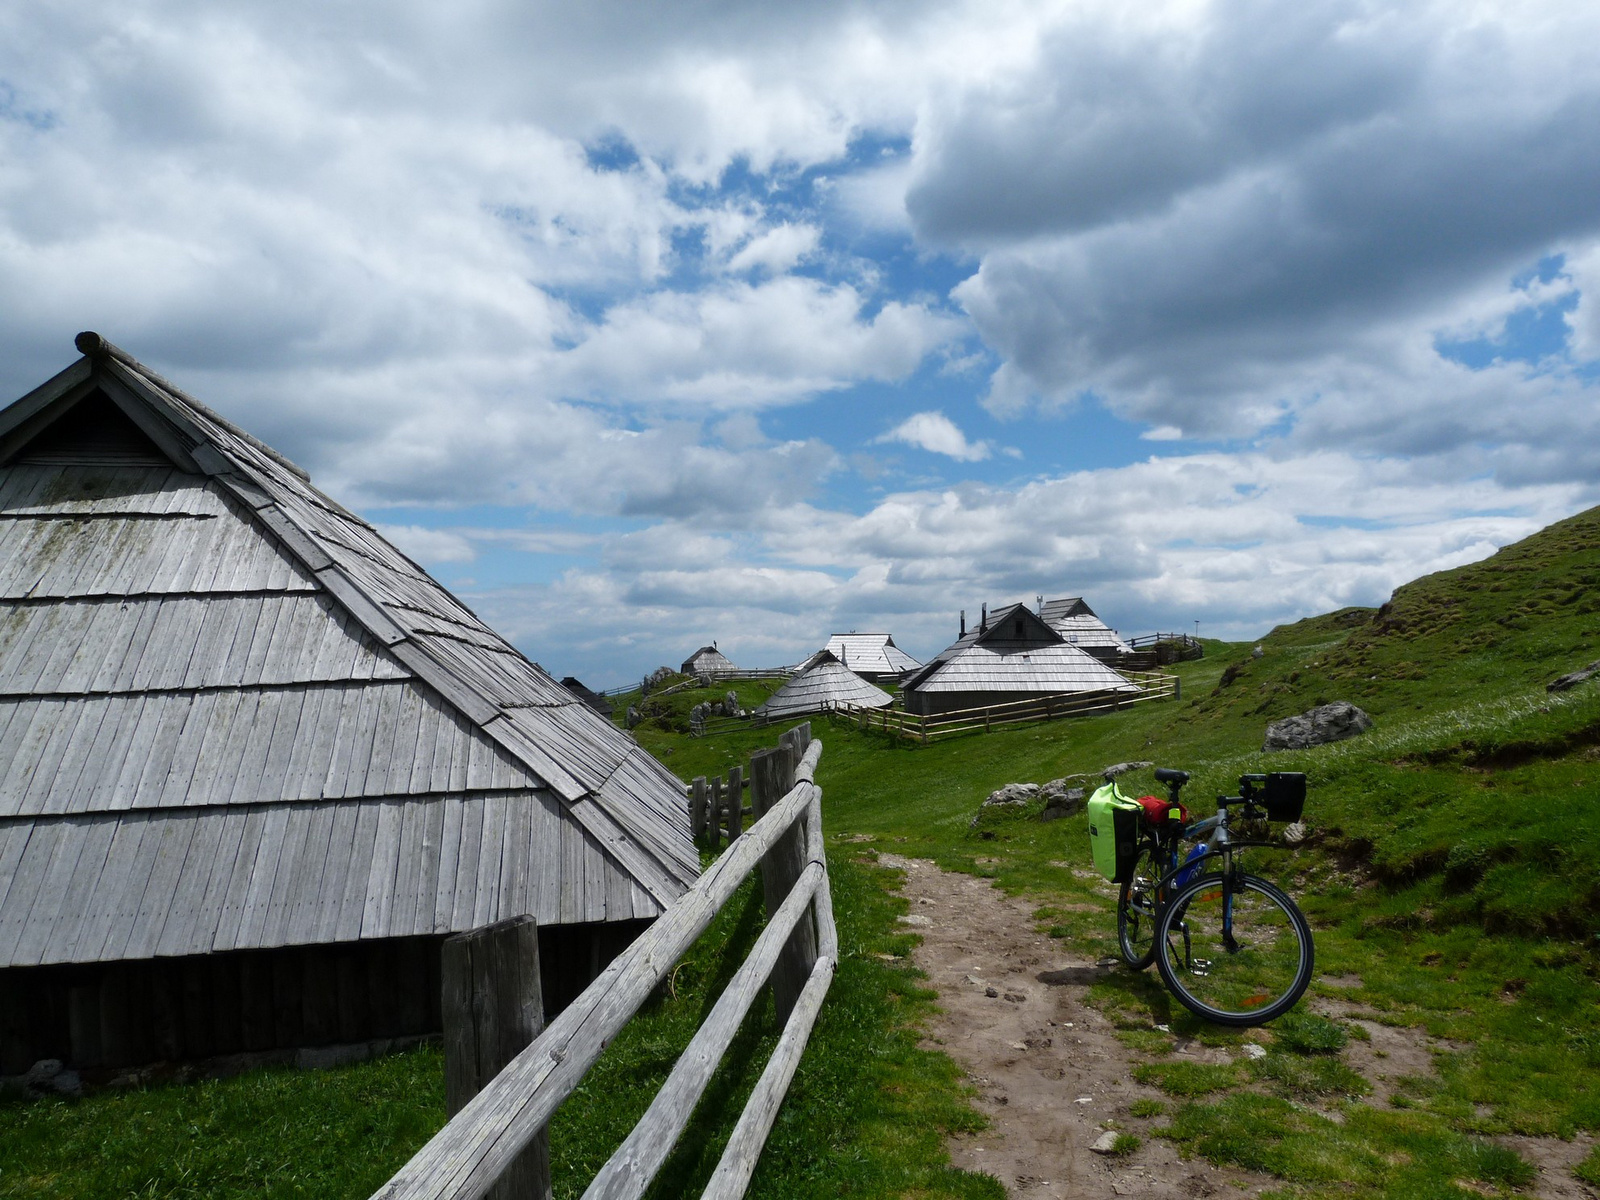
[1154,872,1313,1025]
[1117,844,1161,970]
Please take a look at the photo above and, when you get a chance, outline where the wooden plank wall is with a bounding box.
[0,919,649,1075]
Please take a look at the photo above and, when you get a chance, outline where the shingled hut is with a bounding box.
[1038,596,1131,661]
[0,335,696,1074]
[755,650,893,722]
[560,676,614,717]
[821,633,921,683]
[900,603,1137,716]
[681,645,736,678]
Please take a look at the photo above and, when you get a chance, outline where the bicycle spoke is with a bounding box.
[1158,874,1311,1024]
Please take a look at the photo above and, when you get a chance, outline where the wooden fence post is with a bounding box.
[709,777,724,849]
[725,766,744,842]
[691,776,708,839]
[442,916,551,1200]
[750,725,818,1024]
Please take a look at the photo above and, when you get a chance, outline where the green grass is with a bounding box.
[0,857,1003,1200]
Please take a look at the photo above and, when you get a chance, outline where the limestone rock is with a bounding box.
[984,782,1040,807]
[1040,781,1087,821]
[625,705,641,729]
[1548,659,1600,692]
[1102,761,1153,781]
[1263,702,1372,752]
[1090,1131,1121,1154]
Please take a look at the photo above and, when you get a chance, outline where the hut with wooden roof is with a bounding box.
[900,602,1138,716]
[1038,596,1131,661]
[0,335,696,1074]
[754,650,893,722]
[561,676,614,718]
[681,645,736,678]
[821,633,921,683]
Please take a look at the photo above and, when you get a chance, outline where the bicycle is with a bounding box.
[1111,768,1314,1026]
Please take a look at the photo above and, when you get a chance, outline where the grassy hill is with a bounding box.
[653,504,1600,1194]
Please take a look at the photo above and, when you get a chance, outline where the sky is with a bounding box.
[2,1,1598,687]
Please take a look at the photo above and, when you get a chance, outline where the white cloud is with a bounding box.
[875,410,992,461]
[376,525,477,565]
[723,222,820,276]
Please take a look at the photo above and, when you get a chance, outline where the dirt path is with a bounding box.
[881,853,1271,1199]
[882,852,1598,1200]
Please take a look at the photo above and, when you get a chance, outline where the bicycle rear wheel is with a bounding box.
[1117,844,1161,969]
[1154,871,1313,1025]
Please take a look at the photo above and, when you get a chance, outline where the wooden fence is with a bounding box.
[372,724,835,1200]
[687,766,753,846]
[1124,633,1204,664]
[831,671,1179,743]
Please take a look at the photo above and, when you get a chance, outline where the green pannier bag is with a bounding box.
[1086,780,1142,883]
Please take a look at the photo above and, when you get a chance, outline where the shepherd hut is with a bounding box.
[755,650,893,722]
[899,602,1137,716]
[681,645,736,678]
[560,676,614,717]
[1038,596,1131,661]
[0,335,697,1074]
[821,633,921,683]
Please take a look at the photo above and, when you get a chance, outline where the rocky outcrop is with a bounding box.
[1039,780,1087,821]
[1548,660,1600,693]
[1263,701,1372,752]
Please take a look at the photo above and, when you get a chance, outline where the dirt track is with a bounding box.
[882,853,1271,1199]
[882,853,1598,1200]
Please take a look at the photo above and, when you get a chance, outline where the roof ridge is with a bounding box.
[51,335,694,901]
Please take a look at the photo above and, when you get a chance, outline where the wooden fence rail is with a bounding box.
[831,672,1179,743]
[373,725,834,1200]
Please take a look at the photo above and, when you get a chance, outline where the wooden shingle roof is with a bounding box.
[681,646,736,676]
[1039,597,1130,654]
[901,603,1136,696]
[755,650,892,720]
[822,633,921,677]
[0,335,695,968]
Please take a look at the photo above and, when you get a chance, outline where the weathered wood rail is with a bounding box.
[372,724,835,1200]
[687,767,752,846]
[831,671,1179,743]
[1124,633,1205,663]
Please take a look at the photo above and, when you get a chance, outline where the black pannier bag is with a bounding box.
[1263,772,1306,822]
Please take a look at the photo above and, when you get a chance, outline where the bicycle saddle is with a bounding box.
[1153,767,1190,785]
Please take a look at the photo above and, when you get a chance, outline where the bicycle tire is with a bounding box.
[1153,871,1313,1026]
[1117,843,1161,970]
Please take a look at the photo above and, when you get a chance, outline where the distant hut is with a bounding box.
[561,676,614,717]
[681,645,737,679]
[0,335,696,1074]
[822,633,921,683]
[900,603,1138,716]
[755,651,892,721]
[1038,596,1131,661]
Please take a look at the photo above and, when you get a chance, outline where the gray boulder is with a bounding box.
[970,782,1039,828]
[1101,761,1153,781]
[1264,701,1372,752]
[1039,780,1087,821]
[984,782,1040,807]
[625,705,642,729]
[724,690,740,716]
[1548,660,1600,693]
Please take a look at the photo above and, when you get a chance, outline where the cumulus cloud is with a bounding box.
[875,410,992,461]
[2,0,1598,687]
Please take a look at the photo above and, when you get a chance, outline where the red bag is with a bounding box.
[1136,795,1187,828]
